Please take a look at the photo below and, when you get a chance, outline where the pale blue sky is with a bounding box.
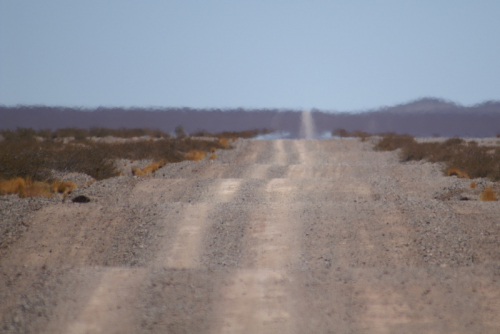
[1,1,499,111]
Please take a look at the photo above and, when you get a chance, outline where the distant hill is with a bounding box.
[378,97,460,113]
[1,98,500,137]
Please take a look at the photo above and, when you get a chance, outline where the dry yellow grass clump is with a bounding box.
[131,167,145,177]
[132,159,167,177]
[51,180,78,195]
[0,177,32,197]
[185,150,206,161]
[480,187,498,201]
[446,167,470,179]
[25,181,53,198]
[210,147,217,153]
[0,177,77,198]
[0,177,26,196]
[219,138,229,148]
[209,153,217,160]
[470,181,476,189]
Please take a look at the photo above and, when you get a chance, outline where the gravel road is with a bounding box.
[1,138,500,333]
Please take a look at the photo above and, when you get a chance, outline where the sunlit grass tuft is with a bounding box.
[480,187,498,201]
[219,138,229,148]
[132,159,168,177]
[51,180,78,195]
[185,150,206,161]
[0,177,76,198]
[446,167,470,179]
[0,178,27,196]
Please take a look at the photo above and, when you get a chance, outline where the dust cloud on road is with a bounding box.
[1,139,500,333]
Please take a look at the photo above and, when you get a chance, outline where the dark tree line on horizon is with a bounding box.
[1,98,500,137]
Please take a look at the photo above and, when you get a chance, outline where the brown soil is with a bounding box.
[1,138,500,333]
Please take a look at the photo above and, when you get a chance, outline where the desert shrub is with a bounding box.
[443,137,465,146]
[332,128,349,138]
[1,126,170,141]
[132,159,168,177]
[49,142,119,180]
[180,138,226,152]
[51,180,77,195]
[209,153,216,160]
[351,130,371,141]
[0,177,70,198]
[468,140,478,147]
[0,139,118,181]
[470,181,476,188]
[25,181,53,198]
[175,125,187,139]
[0,139,51,180]
[331,129,371,141]
[54,127,90,139]
[190,129,215,137]
[375,133,500,181]
[0,178,27,196]
[446,145,497,179]
[150,129,168,138]
[446,167,469,179]
[37,129,54,139]
[185,150,206,161]
[214,128,273,139]
[0,128,38,141]
[219,138,229,148]
[480,187,498,201]
[0,131,231,186]
[88,127,169,138]
[375,133,416,152]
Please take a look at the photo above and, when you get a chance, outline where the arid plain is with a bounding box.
[1,138,500,333]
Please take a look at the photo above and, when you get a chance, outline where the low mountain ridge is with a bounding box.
[1,97,500,137]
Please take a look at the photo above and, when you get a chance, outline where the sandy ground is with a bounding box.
[1,138,500,333]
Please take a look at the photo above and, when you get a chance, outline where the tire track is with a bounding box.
[4,138,500,333]
[210,140,301,334]
[40,175,243,332]
[212,200,300,334]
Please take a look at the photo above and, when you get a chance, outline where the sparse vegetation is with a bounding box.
[51,180,78,195]
[480,187,498,201]
[0,128,237,196]
[219,138,229,148]
[446,167,469,179]
[132,160,168,177]
[185,150,206,162]
[0,127,170,140]
[332,129,371,141]
[374,134,500,181]
[190,128,273,139]
[0,177,76,198]
[175,125,187,139]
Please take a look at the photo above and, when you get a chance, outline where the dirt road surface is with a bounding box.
[1,139,500,333]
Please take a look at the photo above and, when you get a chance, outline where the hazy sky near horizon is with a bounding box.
[1,1,499,111]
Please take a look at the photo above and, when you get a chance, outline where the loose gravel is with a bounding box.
[1,138,499,333]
